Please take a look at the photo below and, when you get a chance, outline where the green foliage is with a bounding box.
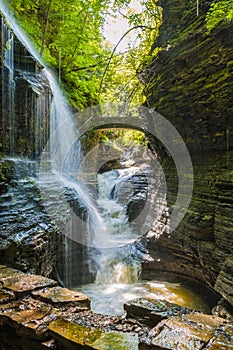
[100,0,162,105]
[8,0,110,109]
[206,0,233,31]
[8,0,162,109]
[99,129,147,146]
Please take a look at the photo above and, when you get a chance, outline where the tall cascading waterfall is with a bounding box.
[1,18,15,154]
[0,1,155,298]
[0,0,106,287]
[1,13,51,158]
[43,70,107,287]
[78,165,150,315]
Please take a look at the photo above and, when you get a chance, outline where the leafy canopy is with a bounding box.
[100,0,162,105]
[9,0,110,109]
[206,0,233,31]
[8,0,162,109]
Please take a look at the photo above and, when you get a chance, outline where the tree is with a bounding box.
[9,0,110,109]
[99,0,162,105]
[8,0,162,109]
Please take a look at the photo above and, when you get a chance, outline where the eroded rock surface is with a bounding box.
[140,313,232,350]
[0,266,232,350]
[141,0,233,310]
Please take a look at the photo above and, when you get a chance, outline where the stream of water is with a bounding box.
[1,1,210,318]
[78,167,210,315]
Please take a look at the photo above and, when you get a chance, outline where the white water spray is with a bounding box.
[0,0,107,283]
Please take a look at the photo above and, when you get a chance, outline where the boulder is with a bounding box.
[124,298,195,326]
[139,313,230,350]
[48,318,138,350]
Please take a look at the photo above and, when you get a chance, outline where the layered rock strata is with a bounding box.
[141,0,233,307]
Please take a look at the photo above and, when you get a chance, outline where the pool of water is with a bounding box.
[78,279,210,316]
[77,166,210,317]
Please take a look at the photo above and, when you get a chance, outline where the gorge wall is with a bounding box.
[0,15,97,287]
[0,17,51,158]
[142,0,233,308]
[1,0,233,313]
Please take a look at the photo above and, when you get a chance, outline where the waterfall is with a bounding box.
[1,3,51,157]
[1,18,15,154]
[0,0,107,286]
[91,168,144,285]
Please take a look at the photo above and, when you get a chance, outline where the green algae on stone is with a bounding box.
[91,332,138,350]
[49,318,102,347]
[49,318,138,350]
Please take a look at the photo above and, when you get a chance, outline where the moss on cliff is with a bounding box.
[142,0,233,308]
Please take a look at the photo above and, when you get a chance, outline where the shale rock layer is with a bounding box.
[142,0,233,307]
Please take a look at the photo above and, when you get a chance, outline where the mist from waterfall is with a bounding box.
[1,19,15,154]
[0,0,107,286]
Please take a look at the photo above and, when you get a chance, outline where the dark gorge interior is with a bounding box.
[0,0,233,349]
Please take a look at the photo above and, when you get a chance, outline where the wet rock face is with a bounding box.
[0,159,97,286]
[141,0,233,308]
[0,159,58,276]
[139,313,232,350]
[124,298,195,327]
[0,17,50,158]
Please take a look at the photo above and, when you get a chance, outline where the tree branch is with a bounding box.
[98,25,155,96]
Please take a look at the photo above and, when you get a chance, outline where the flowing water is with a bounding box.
[0,0,106,287]
[1,18,15,154]
[78,168,210,315]
[1,1,210,317]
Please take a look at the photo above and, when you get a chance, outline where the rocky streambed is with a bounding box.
[0,265,233,350]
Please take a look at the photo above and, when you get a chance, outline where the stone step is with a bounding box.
[48,318,138,350]
[139,313,231,350]
[124,298,195,326]
[32,286,90,309]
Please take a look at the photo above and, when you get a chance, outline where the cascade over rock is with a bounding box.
[0,17,50,157]
[0,13,97,286]
[141,0,233,307]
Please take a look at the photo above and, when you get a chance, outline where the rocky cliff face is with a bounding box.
[142,0,233,308]
[0,16,97,287]
[0,17,50,158]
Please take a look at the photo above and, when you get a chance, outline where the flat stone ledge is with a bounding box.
[0,299,55,341]
[139,313,230,350]
[0,267,25,282]
[124,298,195,326]
[1,270,57,295]
[32,286,90,309]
